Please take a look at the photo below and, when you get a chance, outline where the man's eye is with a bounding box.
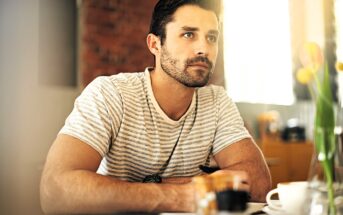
[183,32,194,39]
[207,35,218,43]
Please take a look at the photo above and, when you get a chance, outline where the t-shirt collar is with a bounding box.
[144,67,196,125]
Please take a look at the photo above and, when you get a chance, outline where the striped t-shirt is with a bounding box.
[59,68,251,182]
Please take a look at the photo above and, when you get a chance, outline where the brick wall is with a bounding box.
[81,0,157,86]
[80,0,224,87]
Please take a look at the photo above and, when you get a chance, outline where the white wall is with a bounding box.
[0,0,80,214]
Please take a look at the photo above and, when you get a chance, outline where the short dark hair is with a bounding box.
[149,0,222,45]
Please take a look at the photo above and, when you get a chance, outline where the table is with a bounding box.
[166,202,266,214]
[109,203,267,214]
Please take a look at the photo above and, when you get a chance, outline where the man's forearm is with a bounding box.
[249,165,271,202]
[221,161,271,202]
[40,170,195,214]
[242,146,272,202]
[214,139,272,202]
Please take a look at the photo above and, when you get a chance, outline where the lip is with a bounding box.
[188,63,209,69]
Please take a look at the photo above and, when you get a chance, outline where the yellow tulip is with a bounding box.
[336,61,343,72]
[299,42,323,70]
[296,67,314,84]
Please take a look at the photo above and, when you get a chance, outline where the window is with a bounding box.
[223,0,294,105]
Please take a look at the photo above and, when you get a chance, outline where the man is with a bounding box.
[40,0,271,213]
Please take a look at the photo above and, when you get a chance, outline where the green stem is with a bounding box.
[313,70,322,91]
[313,73,332,107]
[322,158,336,215]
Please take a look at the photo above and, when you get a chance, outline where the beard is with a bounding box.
[160,46,214,88]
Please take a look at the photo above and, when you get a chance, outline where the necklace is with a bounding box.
[142,117,187,183]
[143,91,198,183]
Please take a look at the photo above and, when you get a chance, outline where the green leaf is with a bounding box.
[314,62,336,180]
[314,62,336,159]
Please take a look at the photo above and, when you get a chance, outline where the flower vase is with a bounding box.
[305,124,343,214]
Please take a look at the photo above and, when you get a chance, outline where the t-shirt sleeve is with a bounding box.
[59,77,122,157]
[212,87,251,155]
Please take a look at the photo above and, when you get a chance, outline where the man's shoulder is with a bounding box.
[89,71,144,86]
[197,85,234,107]
[83,72,145,99]
[107,71,145,85]
[91,71,145,91]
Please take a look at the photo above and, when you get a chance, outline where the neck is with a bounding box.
[150,68,195,121]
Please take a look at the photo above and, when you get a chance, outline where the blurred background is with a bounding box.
[0,0,342,214]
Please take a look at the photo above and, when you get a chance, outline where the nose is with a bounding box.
[194,38,209,56]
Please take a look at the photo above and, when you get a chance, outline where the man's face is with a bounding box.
[159,5,219,88]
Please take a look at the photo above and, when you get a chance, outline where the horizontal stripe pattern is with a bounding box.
[60,68,250,182]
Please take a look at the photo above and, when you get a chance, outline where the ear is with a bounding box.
[147,33,161,56]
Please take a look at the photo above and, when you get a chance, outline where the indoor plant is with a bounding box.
[296,42,343,214]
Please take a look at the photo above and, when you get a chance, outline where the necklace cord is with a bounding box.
[158,118,186,174]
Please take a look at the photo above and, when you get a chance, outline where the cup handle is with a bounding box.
[266,188,282,211]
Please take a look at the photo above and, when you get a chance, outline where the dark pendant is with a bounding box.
[142,174,162,183]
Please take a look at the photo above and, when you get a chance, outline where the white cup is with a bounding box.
[266,181,308,214]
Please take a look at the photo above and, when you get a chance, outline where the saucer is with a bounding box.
[246,202,267,214]
[262,200,289,215]
[262,206,288,215]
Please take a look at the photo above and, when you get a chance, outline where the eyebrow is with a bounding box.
[181,26,199,32]
[181,26,219,35]
[208,30,219,36]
